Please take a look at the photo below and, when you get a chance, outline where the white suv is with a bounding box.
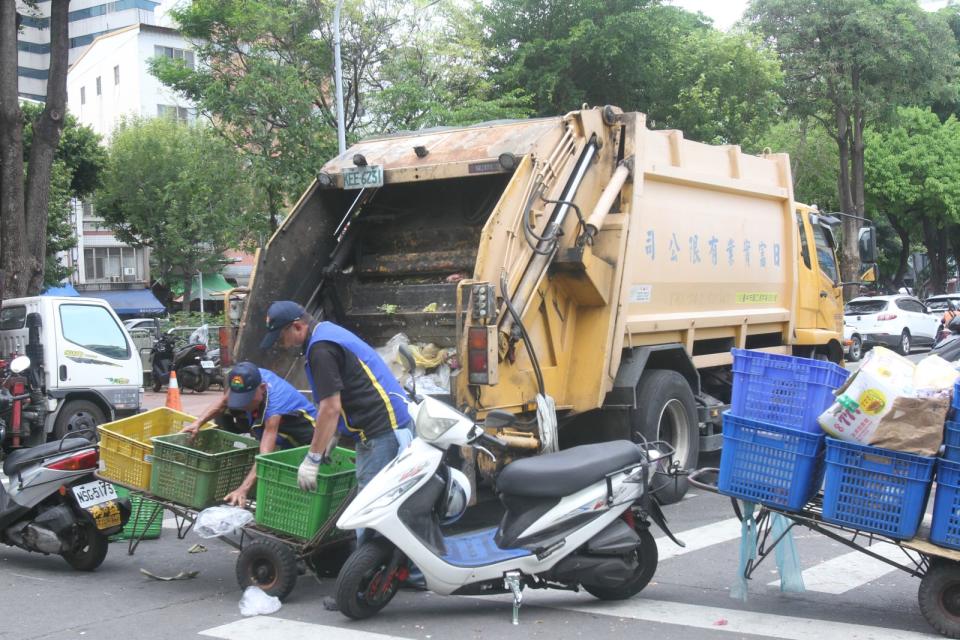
[844,295,939,355]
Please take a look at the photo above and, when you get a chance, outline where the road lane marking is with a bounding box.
[200,617,408,640]
[656,517,744,560]
[772,542,906,594]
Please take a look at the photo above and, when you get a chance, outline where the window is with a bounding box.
[157,104,190,123]
[96,76,101,95]
[897,299,925,314]
[796,213,811,270]
[811,223,839,284]
[114,65,119,85]
[0,306,27,330]
[845,300,888,315]
[84,247,143,282]
[80,86,85,105]
[154,45,195,69]
[59,304,130,360]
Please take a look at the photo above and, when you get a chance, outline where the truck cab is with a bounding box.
[793,205,845,362]
[0,296,142,447]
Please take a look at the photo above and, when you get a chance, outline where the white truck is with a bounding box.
[0,296,143,448]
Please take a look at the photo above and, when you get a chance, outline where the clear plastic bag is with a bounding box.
[194,505,253,539]
[239,586,281,616]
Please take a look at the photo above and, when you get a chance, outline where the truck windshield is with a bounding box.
[812,224,839,284]
[844,300,888,315]
[59,304,131,360]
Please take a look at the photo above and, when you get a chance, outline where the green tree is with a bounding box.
[747,0,958,295]
[95,118,258,310]
[864,107,960,294]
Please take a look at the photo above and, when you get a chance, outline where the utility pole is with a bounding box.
[333,0,346,155]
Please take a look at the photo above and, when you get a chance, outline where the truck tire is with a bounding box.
[53,399,106,442]
[629,370,699,505]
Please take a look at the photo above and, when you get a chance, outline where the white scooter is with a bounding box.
[334,369,684,622]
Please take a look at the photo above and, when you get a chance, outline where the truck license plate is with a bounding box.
[72,480,118,509]
[343,165,383,189]
[201,360,215,369]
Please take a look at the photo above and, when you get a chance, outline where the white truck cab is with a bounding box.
[0,296,142,446]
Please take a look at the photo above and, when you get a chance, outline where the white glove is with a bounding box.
[298,453,321,492]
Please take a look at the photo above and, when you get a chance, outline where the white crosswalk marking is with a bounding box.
[655,516,744,560]
[770,542,908,594]
[200,617,407,640]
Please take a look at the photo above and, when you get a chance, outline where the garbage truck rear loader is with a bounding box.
[234,106,851,503]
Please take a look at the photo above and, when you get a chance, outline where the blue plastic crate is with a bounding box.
[730,349,849,433]
[952,380,960,414]
[822,439,935,539]
[944,421,960,463]
[718,413,825,512]
[930,458,960,550]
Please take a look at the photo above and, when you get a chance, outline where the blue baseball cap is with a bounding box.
[260,300,306,350]
[227,362,262,410]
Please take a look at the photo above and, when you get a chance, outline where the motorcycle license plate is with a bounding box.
[72,480,117,509]
[201,360,215,369]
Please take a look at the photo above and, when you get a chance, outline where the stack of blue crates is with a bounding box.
[929,390,960,549]
[717,349,849,512]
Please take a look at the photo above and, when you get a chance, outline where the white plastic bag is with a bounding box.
[194,505,253,539]
[239,586,281,617]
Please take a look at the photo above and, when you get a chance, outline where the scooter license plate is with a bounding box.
[72,480,118,509]
[201,360,215,369]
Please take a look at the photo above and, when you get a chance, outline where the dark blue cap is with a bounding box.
[227,362,262,410]
[260,300,306,350]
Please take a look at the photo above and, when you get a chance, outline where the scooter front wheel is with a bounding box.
[582,527,658,600]
[335,540,401,620]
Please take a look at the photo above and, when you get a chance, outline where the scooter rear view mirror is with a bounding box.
[9,355,30,374]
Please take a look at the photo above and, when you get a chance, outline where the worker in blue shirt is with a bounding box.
[182,361,318,506]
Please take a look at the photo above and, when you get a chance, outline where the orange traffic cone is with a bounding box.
[166,370,183,411]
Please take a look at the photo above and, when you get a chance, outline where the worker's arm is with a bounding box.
[182,391,229,436]
[224,415,280,506]
[298,393,341,491]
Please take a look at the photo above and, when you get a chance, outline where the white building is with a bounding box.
[15,0,172,102]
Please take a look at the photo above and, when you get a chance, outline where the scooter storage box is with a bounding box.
[718,413,824,512]
[730,349,849,433]
[254,446,356,541]
[821,438,934,539]
[98,407,214,490]
[930,458,960,550]
[149,429,258,510]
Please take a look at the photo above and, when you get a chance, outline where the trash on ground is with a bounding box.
[140,568,199,581]
[239,586,282,616]
[194,505,254,538]
[187,544,207,554]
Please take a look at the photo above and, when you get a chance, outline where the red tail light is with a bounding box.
[46,449,98,471]
[467,326,498,385]
[197,344,206,352]
[877,313,897,321]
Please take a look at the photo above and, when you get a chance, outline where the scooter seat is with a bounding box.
[3,438,92,477]
[496,440,644,499]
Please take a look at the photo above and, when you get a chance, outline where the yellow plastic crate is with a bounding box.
[98,407,214,490]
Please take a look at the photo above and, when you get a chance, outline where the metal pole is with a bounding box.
[333,0,346,155]
[197,271,204,322]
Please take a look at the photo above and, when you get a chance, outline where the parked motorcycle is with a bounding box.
[932,315,960,362]
[0,365,130,570]
[150,328,214,393]
[333,348,683,622]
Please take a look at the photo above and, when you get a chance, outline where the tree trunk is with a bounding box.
[885,211,911,288]
[182,275,193,313]
[21,0,71,295]
[835,108,858,300]
[922,216,948,295]
[0,1,25,300]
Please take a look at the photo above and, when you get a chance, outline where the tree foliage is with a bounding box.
[754,118,838,212]
[95,118,259,310]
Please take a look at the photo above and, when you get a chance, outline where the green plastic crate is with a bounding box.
[149,430,259,510]
[254,446,356,541]
[110,485,163,541]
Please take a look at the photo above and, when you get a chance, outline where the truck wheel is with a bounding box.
[630,370,699,505]
[53,400,106,442]
[236,538,299,601]
[919,560,960,638]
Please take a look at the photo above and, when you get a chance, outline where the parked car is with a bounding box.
[843,324,863,362]
[844,295,939,355]
[123,318,161,332]
[924,294,960,318]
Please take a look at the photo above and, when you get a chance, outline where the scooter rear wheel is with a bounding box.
[335,540,400,620]
[62,524,109,571]
[582,527,658,600]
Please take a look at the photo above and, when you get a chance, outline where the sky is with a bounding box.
[668,0,953,31]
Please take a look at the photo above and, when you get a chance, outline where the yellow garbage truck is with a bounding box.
[234,106,866,502]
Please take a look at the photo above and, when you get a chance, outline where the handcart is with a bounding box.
[95,472,357,601]
[689,467,960,638]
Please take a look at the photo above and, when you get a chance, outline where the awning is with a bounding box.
[169,273,234,301]
[42,283,80,297]
[87,289,166,315]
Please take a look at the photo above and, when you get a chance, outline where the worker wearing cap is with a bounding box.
[181,361,318,506]
[260,301,413,501]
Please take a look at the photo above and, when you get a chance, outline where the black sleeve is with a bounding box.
[308,341,345,401]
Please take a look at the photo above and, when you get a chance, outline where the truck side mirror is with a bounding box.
[858,226,877,264]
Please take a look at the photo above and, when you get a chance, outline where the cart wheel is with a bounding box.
[236,538,299,602]
[306,539,356,578]
[919,560,960,638]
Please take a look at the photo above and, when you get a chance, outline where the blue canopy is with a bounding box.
[42,283,80,297]
[86,289,166,315]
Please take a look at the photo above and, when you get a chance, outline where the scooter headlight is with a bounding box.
[415,398,460,441]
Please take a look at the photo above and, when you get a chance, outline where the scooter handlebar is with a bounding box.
[476,432,508,450]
